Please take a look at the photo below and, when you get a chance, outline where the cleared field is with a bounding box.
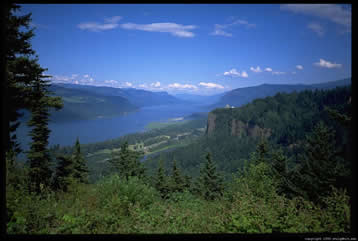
[145,120,190,130]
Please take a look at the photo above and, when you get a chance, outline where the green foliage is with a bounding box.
[293,121,350,203]
[169,159,185,193]
[52,155,77,192]
[109,141,146,180]
[223,160,351,233]
[26,72,63,193]
[72,137,89,183]
[97,175,160,214]
[155,159,170,199]
[195,153,224,200]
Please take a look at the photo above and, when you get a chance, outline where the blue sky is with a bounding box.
[19,4,351,95]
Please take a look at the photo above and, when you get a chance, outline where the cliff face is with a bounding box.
[206,112,216,135]
[206,110,271,139]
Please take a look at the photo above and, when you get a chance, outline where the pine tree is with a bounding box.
[170,159,184,193]
[26,72,62,194]
[4,3,63,194]
[4,3,34,154]
[3,3,62,154]
[53,155,75,192]
[109,141,145,180]
[155,159,170,199]
[196,153,224,200]
[72,137,89,183]
[251,137,270,165]
[295,121,348,202]
[270,148,289,194]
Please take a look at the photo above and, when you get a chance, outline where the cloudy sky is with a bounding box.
[19,4,351,95]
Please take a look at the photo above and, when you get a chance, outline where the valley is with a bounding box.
[6,3,353,235]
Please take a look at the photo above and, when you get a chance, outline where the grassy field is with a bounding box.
[145,120,190,130]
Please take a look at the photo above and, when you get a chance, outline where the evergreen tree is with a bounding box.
[155,159,170,199]
[183,174,192,190]
[295,121,349,203]
[251,137,270,165]
[3,3,62,154]
[26,72,62,194]
[109,141,145,180]
[196,153,224,200]
[170,159,184,193]
[270,148,289,194]
[72,137,89,183]
[53,155,75,192]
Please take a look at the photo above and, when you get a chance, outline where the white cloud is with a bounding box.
[296,65,304,70]
[105,16,122,23]
[124,82,133,87]
[120,22,197,38]
[168,83,198,89]
[78,16,122,32]
[211,18,255,37]
[211,24,233,37]
[232,19,256,28]
[78,22,119,32]
[264,67,273,72]
[199,82,224,89]
[51,74,80,83]
[250,66,262,73]
[104,80,119,84]
[292,71,297,74]
[241,71,249,78]
[223,68,241,77]
[138,83,148,88]
[307,22,325,36]
[272,71,286,75]
[83,74,90,78]
[280,4,351,28]
[314,58,342,68]
[150,81,161,87]
[211,26,233,37]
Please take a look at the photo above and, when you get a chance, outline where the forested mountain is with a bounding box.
[213,78,351,108]
[54,83,185,107]
[145,85,351,180]
[18,85,139,123]
[47,85,138,122]
[6,3,352,234]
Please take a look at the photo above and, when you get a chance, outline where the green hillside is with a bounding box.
[55,83,185,107]
[214,78,351,109]
[145,85,351,179]
[48,85,138,122]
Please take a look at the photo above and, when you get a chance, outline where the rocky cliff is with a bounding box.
[206,109,271,139]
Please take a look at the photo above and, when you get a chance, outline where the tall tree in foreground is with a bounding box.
[294,121,349,203]
[52,155,75,192]
[26,71,62,194]
[270,148,289,195]
[251,137,270,165]
[109,141,145,180]
[155,159,170,199]
[4,3,35,154]
[170,159,184,193]
[195,153,224,200]
[72,137,89,184]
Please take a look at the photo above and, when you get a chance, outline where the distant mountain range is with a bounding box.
[173,93,225,105]
[19,79,351,123]
[37,83,187,122]
[46,85,137,122]
[54,83,184,107]
[213,78,351,108]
